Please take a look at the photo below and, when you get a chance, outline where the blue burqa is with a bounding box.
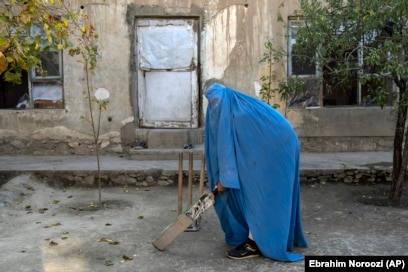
[204,83,308,262]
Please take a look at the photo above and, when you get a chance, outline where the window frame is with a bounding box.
[31,51,63,82]
[287,19,319,78]
[0,23,64,110]
[287,18,321,108]
[29,24,63,82]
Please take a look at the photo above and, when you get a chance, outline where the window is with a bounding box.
[287,18,393,108]
[288,20,317,78]
[0,25,64,109]
[287,19,320,108]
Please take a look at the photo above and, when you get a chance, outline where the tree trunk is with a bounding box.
[392,131,408,206]
[390,85,407,205]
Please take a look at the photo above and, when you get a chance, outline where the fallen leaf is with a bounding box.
[26,206,33,214]
[49,241,58,246]
[97,238,120,245]
[137,216,144,219]
[122,255,133,261]
[105,260,114,266]
[44,222,61,228]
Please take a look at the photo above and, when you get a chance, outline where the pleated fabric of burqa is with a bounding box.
[204,83,308,262]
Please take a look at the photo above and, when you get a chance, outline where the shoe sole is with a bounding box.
[226,252,261,260]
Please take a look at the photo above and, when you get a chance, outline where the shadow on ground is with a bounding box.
[350,183,408,208]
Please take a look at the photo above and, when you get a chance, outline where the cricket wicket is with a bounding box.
[177,150,206,231]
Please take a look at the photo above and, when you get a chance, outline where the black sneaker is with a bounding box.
[226,239,261,260]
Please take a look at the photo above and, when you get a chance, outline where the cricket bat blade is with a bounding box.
[152,190,217,251]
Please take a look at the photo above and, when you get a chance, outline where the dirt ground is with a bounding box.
[0,174,407,272]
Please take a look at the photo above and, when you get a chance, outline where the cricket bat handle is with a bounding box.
[185,188,218,221]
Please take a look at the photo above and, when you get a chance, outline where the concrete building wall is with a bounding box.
[288,107,395,152]
[0,0,396,155]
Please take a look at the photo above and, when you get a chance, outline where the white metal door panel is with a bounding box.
[144,71,191,122]
[136,18,199,128]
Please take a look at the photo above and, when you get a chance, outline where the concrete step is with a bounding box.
[128,145,204,160]
[132,128,204,149]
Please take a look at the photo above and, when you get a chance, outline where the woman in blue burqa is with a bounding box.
[205,82,308,261]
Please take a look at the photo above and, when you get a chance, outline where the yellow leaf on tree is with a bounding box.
[0,52,7,74]
[20,14,31,24]
[0,39,10,53]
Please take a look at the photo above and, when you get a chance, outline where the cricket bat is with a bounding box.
[152,189,218,251]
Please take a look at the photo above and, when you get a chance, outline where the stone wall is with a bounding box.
[30,167,392,189]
